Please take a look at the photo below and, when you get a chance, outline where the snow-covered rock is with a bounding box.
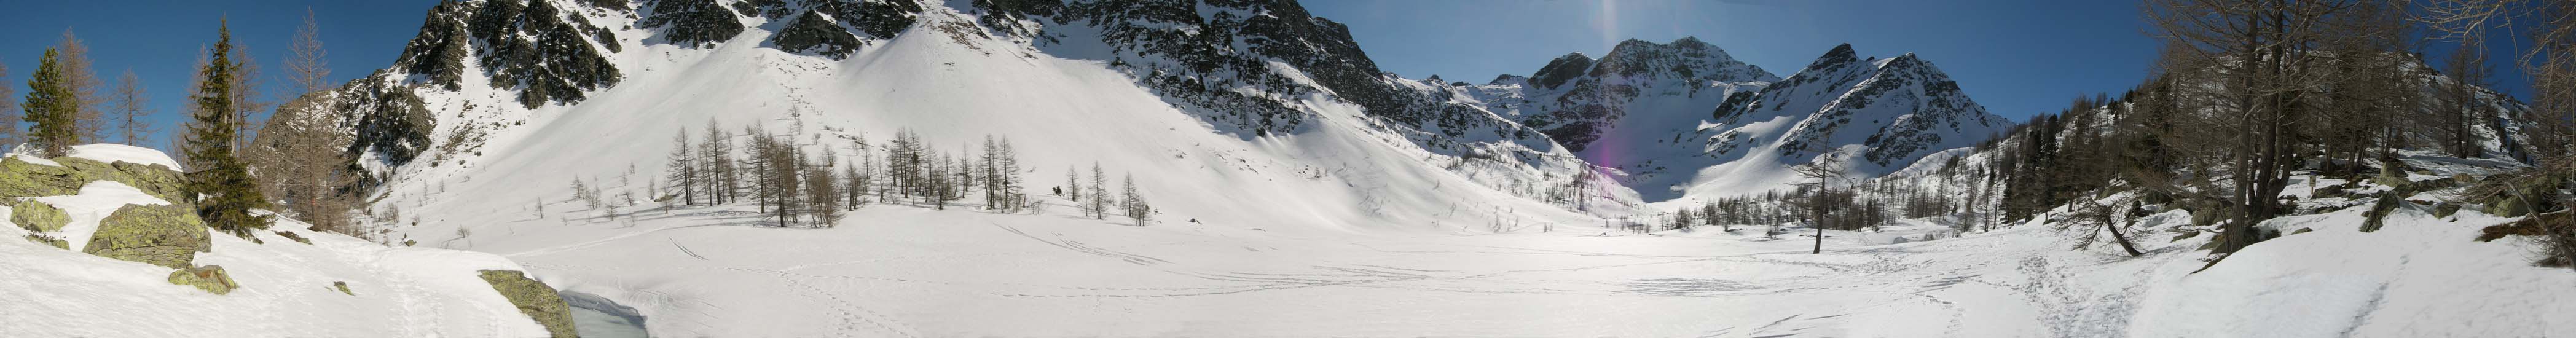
[0,146,569,337]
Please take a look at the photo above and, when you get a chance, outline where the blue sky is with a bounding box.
[1305,0,2162,119]
[0,0,2535,148]
[0,1,438,147]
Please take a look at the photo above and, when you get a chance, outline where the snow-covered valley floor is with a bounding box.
[438,192,2575,337]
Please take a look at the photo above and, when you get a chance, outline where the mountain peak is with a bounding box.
[1805,43,1861,71]
[1528,53,1598,89]
[1590,36,1776,83]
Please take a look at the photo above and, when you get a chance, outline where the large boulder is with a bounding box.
[0,155,189,205]
[52,157,189,203]
[0,157,84,203]
[83,204,211,269]
[167,265,238,294]
[479,270,578,337]
[13,200,68,232]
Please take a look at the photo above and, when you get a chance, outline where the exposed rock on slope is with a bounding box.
[772,10,863,58]
[83,204,210,269]
[0,144,574,337]
[481,270,580,337]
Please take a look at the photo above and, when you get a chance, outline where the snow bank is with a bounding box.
[30,181,170,251]
[0,212,557,337]
[68,143,183,170]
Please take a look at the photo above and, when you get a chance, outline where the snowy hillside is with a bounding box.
[0,144,574,337]
[1673,44,2011,201]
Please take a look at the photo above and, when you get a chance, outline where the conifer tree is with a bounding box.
[0,63,16,147]
[1121,173,1149,224]
[997,137,1022,211]
[1701,201,1720,230]
[1088,163,1110,219]
[183,22,272,237]
[666,128,697,205]
[982,136,1001,208]
[804,156,841,227]
[52,30,105,142]
[108,70,150,145]
[699,120,734,204]
[851,136,874,205]
[937,146,958,209]
[1064,166,1079,200]
[842,159,865,210]
[22,49,79,157]
[954,144,974,202]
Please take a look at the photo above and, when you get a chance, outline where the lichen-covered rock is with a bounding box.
[84,204,211,269]
[479,270,578,337]
[24,234,67,249]
[276,230,312,245]
[167,265,238,295]
[90,159,189,202]
[13,200,68,232]
[0,155,190,204]
[0,157,84,203]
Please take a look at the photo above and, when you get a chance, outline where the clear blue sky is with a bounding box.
[0,1,440,147]
[0,0,2535,149]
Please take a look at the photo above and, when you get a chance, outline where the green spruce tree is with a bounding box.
[184,22,271,237]
[22,48,79,157]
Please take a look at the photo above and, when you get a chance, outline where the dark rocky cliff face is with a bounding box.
[393,0,622,109]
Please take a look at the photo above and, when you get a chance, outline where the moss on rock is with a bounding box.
[12,200,68,232]
[479,270,578,337]
[51,157,189,203]
[83,204,211,269]
[0,157,84,203]
[0,155,190,205]
[167,265,238,294]
[24,234,67,249]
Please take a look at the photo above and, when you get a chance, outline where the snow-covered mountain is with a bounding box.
[297,0,1636,219]
[1680,44,2011,199]
[1476,37,1778,155]
[1435,42,2007,203]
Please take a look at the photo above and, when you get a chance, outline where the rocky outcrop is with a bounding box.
[0,157,85,202]
[23,234,66,249]
[393,0,622,109]
[835,0,926,39]
[479,270,579,337]
[167,265,238,295]
[13,200,67,232]
[642,0,747,48]
[1526,53,1595,90]
[83,204,212,269]
[51,157,187,203]
[340,79,437,168]
[772,10,863,58]
[0,154,189,204]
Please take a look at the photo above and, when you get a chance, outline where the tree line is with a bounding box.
[16,20,280,239]
[1674,0,2576,264]
[661,124,1155,227]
